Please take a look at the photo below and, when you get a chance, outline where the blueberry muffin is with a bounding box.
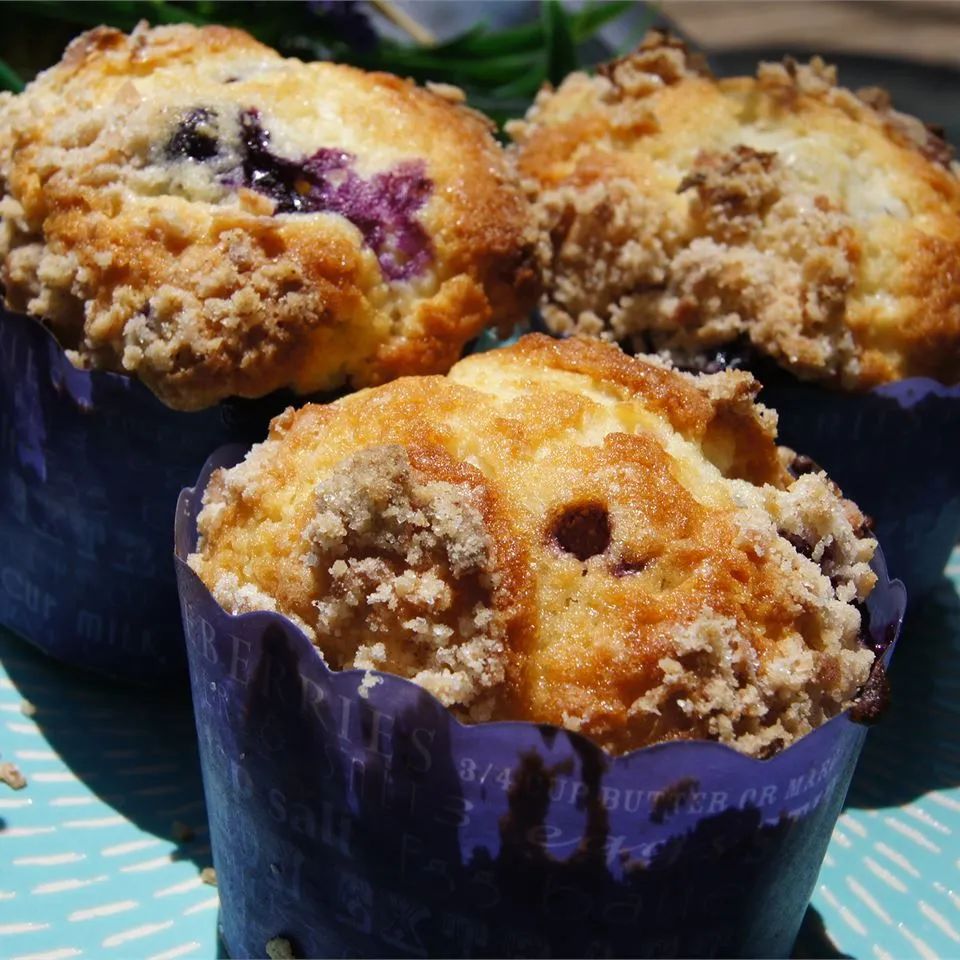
[509,32,960,388]
[188,334,877,756]
[0,23,538,410]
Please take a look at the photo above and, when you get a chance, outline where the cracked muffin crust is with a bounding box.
[189,334,877,757]
[510,31,960,388]
[0,23,538,410]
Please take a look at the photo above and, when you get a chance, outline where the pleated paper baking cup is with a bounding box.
[0,309,293,683]
[759,370,960,600]
[175,446,906,959]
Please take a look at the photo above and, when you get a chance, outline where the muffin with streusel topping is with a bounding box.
[509,32,960,596]
[177,334,904,959]
[188,334,880,756]
[0,22,538,409]
[510,31,958,387]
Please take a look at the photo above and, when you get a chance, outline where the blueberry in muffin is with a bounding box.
[188,334,878,757]
[0,23,538,410]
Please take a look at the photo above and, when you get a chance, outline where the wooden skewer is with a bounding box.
[369,0,437,47]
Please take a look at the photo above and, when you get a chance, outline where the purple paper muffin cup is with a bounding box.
[757,369,960,600]
[175,446,906,959]
[0,309,295,683]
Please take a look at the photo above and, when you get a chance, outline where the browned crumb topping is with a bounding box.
[0,761,27,790]
[305,445,505,715]
[200,866,217,886]
[212,444,509,719]
[265,938,295,960]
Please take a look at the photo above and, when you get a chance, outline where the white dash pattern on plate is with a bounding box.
[0,628,219,959]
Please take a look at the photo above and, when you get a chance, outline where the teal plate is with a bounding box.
[0,548,958,960]
[0,645,220,959]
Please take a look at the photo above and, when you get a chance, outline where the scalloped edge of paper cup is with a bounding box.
[175,445,906,959]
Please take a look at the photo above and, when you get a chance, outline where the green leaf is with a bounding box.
[428,21,544,58]
[569,0,636,42]
[145,1,208,26]
[542,0,577,86]
[367,48,543,86]
[489,70,549,100]
[0,1,200,31]
[0,56,24,92]
[409,24,494,57]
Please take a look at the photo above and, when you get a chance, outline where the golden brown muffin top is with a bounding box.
[509,32,960,387]
[0,23,538,409]
[189,335,877,757]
